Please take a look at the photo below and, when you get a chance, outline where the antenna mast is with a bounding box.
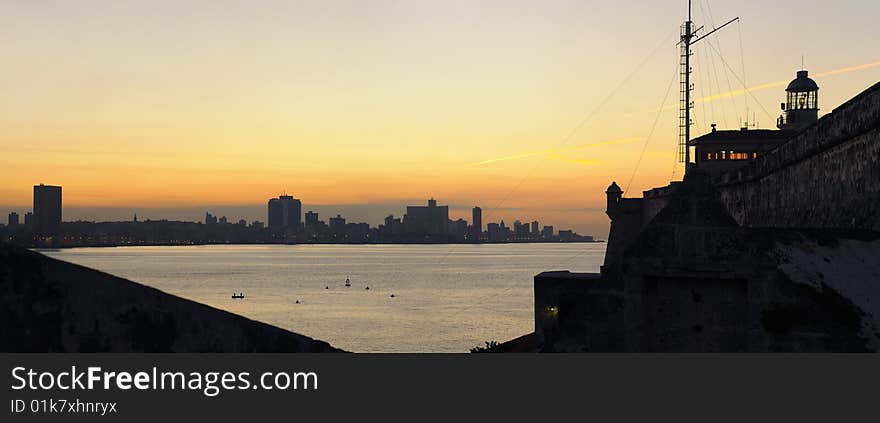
[678,1,694,167]
[677,0,739,174]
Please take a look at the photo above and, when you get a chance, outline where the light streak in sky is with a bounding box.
[470,137,640,166]
[694,60,880,104]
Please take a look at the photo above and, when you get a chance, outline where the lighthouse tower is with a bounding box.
[777,70,819,130]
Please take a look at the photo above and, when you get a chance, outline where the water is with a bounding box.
[41,243,606,352]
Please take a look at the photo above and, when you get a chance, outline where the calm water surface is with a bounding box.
[42,243,605,352]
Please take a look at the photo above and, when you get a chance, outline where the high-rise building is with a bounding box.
[329,214,346,235]
[267,199,282,228]
[451,218,468,241]
[382,215,403,238]
[514,220,530,241]
[499,220,510,241]
[7,212,19,227]
[33,184,62,235]
[404,198,449,238]
[305,211,319,226]
[471,207,482,241]
[487,223,501,242]
[24,212,34,228]
[267,194,302,232]
[304,211,321,238]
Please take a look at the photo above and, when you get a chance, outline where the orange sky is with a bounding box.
[2,1,879,236]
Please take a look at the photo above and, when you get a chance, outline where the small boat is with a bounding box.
[325,286,329,290]
[344,277,351,287]
[232,292,245,299]
[389,294,396,298]
[365,286,370,290]
[295,300,300,304]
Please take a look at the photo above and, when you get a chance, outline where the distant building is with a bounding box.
[487,222,501,242]
[451,218,468,241]
[218,216,228,225]
[541,225,554,240]
[33,184,62,235]
[24,212,33,228]
[471,207,482,241]
[514,220,530,241]
[305,211,319,226]
[499,220,510,241]
[558,230,574,242]
[383,215,404,238]
[329,214,346,233]
[267,194,302,232]
[531,221,539,237]
[345,222,370,243]
[205,212,218,225]
[404,198,449,239]
[7,212,19,227]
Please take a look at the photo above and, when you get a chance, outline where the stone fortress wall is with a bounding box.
[716,82,880,231]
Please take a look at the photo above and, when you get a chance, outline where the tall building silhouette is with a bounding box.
[329,214,346,235]
[305,211,319,226]
[7,212,19,226]
[33,184,61,235]
[304,211,320,237]
[471,207,482,241]
[404,198,449,238]
[267,194,302,231]
[487,222,500,242]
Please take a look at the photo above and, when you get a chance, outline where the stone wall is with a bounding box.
[534,271,624,352]
[603,183,680,269]
[717,82,880,231]
[602,198,643,268]
[535,174,880,352]
[0,244,343,352]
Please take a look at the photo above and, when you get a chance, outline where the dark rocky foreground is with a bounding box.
[0,244,342,352]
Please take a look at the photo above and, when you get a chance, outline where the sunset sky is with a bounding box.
[2,0,879,236]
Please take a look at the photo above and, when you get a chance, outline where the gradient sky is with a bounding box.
[2,0,879,236]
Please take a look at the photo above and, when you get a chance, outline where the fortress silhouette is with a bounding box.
[532,74,880,352]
